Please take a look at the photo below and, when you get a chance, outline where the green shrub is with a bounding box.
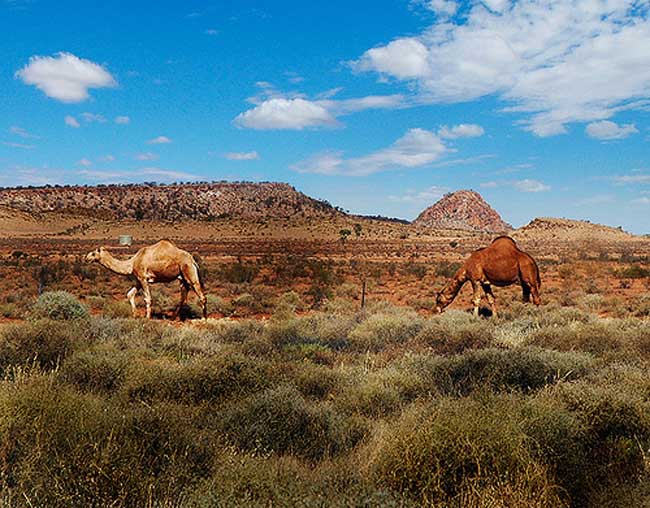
[0,319,83,372]
[30,291,89,321]
[220,385,366,460]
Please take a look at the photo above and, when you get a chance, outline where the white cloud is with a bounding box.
[64,115,80,128]
[78,158,92,167]
[16,52,117,103]
[353,2,650,136]
[610,174,650,185]
[135,152,158,161]
[586,121,638,140]
[236,81,406,130]
[234,98,337,130]
[388,185,449,203]
[632,196,650,205]
[291,128,448,176]
[514,179,550,192]
[205,28,218,35]
[438,123,484,139]
[9,126,37,139]
[575,194,614,206]
[480,181,498,188]
[81,112,106,123]
[2,141,35,149]
[99,154,115,162]
[424,0,458,17]
[147,136,172,144]
[482,0,510,13]
[224,151,260,160]
[324,94,404,115]
[355,38,430,80]
[78,167,198,183]
[115,116,130,124]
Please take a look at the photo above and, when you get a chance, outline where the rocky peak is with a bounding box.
[413,190,512,232]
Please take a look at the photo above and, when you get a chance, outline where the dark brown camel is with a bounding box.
[435,236,541,317]
[85,239,207,319]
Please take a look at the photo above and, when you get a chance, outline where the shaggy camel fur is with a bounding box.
[85,240,207,319]
[435,236,540,317]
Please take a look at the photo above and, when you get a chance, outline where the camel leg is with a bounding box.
[127,286,139,318]
[471,280,482,317]
[141,281,153,319]
[481,282,498,318]
[175,280,189,320]
[522,283,531,303]
[181,263,207,319]
[530,283,541,306]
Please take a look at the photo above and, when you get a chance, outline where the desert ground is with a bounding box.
[1,207,649,507]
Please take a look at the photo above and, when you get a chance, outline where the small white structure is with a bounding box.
[118,235,133,246]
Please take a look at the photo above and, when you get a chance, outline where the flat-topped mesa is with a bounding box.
[413,190,512,233]
[0,182,340,221]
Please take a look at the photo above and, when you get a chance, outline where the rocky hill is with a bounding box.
[413,190,512,233]
[0,182,339,222]
[513,217,635,242]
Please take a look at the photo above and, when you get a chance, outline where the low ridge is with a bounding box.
[513,217,635,242]
[413,190,512,233]
[0,182,339,221]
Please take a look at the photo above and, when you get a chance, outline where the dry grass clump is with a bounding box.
[0,319,83,373]
[414,310,493,354]
[0,373,215,507]
[59,346,131,394]
[365,396,565,507]
[527,318,650,358]
[335,366,427,417]
[406,348,594,396]
[124,353,274,404]
[220,385,367,460]
[186,454,415,507]
[366,383,650,507]
[348,309,424,351]
[0,304,648,506]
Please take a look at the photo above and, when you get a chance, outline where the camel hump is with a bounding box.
[491,235,516,245]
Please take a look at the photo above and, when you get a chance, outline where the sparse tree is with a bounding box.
[339,229,352,244]
[353,223,362,238]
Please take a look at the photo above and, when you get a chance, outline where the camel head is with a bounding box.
[84,247,106,263]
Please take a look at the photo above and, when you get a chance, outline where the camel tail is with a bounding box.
[194,261,204,290]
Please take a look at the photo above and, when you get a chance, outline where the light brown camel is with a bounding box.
[435,236,541,317]
[84,239,207,319]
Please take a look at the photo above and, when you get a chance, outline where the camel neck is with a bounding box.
[99,251,134,276]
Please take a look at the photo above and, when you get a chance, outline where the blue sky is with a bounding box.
[1,0,649,233]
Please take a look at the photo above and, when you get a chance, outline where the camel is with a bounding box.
[435,236,540,318]
[84,239,207,319]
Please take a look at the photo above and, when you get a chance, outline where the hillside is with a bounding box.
[413,190,512,233]
[0,182,339,222]
[513,217,636,242]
